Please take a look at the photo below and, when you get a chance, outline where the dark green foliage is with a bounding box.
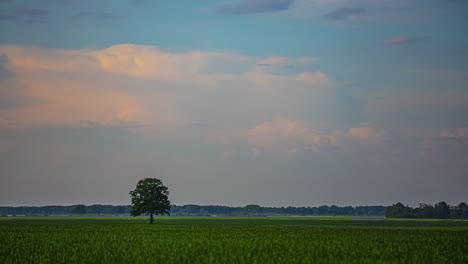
[386,202,414,218]
[243,204,261,215]
[459,202,468,219]
[129,178,170,224]
[0,205,131,216]
[70,205,86,215]
[434,201,450,219]
[0,204,388,217]
[169,204,387,216]
[415,203,434,218]
[387,201,468,219]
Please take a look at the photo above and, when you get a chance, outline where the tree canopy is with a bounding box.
[71,204,86,215]
[129,178,171,224]
[386,201,467,219]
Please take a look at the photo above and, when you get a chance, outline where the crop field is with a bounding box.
[1,217,467,263]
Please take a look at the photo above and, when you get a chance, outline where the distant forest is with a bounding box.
[2,202,466,218]
[386,202,468,219]
[0,204,387,217]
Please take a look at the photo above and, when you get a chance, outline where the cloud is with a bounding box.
[73,11,90,18]
[0,44,334,128]
[219,118,388,158]
[0,7,50,23]
[440,127,468,138]
[416,69,468,78]
[14,7,49,17]
[443,0,468,3]
[333,127,387,145]
[129,0,152,5]
[302,126,388,154]
[37,0,88,3]
[37,0,90,3]
[323,7,367,20]
[217,0,294,14]
[361,89,468,141]
[246,118,315,148]
[420,128,468,166]
[0,45,161,127]
[95,11,124,20]
[0,14,14,20]
[72,11,124,20]
[254,56,317,75]
[273,0,439,23]
[381,36,429,45]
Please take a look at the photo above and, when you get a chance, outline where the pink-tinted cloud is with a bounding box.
[246,118,314,147]
[344,127,387,143]
[440,127,468,138]
[381,35,429,45]
[0,44,335,129]
[218,118,388,158]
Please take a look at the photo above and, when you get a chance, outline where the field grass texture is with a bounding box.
[1,217,467,263]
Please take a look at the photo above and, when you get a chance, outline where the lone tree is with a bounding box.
[129,178,171,224]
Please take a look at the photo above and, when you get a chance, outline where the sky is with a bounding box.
[0,0,467,207]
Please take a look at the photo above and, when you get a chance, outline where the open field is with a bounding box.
[1,217,467,263]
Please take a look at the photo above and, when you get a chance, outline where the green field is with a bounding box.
[1,217,467,263]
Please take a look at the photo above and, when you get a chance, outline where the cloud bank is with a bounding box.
[0,44,333,129]
[323,7,367,20]
[0,43,467,206]
[381,36,429,45]
[217,0,294,14]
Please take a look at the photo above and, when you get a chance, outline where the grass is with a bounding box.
[1,217,467,263]
[2,216,468,227]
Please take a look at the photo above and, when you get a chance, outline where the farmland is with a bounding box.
[1,217,467,263]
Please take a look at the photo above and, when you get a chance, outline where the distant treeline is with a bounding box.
[171,204,387,216]
[386,202,468,219]
[3,202,467,218]
[0,204,130,216]
[0,204,387,217]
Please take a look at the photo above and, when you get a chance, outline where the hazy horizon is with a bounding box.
[0,201,451,208]
[1,0,467,207]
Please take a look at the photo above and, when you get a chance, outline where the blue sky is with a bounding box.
[0,0,467,206]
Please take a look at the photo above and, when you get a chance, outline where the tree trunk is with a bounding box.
[150,213,154,224]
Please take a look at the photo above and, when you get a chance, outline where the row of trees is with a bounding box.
[170,204,387,216]
[0,204,131,216]
[4,202,466,218]
[0,204,387,217]
[386,202,468,219]
[128,179,466,222]
[3,178,464,221]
